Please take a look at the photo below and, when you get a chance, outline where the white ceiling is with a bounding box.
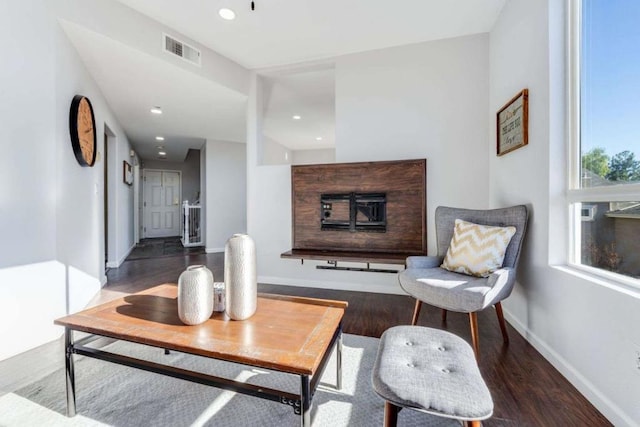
[62,0,505,161]
[115,0,506,70]
[61,21,246,162]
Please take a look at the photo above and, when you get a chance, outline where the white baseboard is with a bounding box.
[257,275,406,295]
[503,308,634,427]
[205,247,224,254]
[106,243,136,269]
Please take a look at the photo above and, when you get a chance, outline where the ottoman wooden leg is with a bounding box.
[384,401,399,427]
[464,421,481,427]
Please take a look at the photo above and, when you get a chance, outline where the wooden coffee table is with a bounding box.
[54,284,347,426]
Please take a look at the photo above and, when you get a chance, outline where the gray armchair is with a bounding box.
[398,205,528,357]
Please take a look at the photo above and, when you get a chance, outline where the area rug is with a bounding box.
[2,335,457,427]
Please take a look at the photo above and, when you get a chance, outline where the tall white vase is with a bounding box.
[224,234,257,320]
[177,265,214,325]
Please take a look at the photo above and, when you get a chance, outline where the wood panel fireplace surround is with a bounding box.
[281,159,427,273]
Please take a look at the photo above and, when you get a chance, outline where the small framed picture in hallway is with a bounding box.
[123,160,133,185]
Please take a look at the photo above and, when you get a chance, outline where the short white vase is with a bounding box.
[177,265,214,325]
[224,234,257,320]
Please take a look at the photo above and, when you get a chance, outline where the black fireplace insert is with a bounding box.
[320,192,386,232]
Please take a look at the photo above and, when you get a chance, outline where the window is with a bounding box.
[569,1,640,283]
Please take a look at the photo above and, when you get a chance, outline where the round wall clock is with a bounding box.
[69,95,97,167]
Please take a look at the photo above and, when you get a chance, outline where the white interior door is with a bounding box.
[143,170,181,238]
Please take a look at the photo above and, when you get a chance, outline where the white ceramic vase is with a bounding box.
[224,234,257,320]
[177,265,214,325]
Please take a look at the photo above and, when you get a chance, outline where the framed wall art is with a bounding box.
[123,161,133,185]
[497,89,528,156]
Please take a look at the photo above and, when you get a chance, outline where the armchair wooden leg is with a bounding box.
[469,312,480,360]
[463,421,481,427]
[384,401,399,427]
[441,309,447,323]
[495,302,509,344]
[411,300,422,325]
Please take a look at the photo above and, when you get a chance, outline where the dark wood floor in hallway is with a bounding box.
[105,252,611,427]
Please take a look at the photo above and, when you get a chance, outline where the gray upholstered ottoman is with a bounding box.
[372,326,493,427]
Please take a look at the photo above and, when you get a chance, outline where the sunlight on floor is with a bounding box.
[189,368,267,427]
[0,393,107,427]
[319,346,364,395]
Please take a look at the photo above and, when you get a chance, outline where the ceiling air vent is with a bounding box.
[163,33,201,66]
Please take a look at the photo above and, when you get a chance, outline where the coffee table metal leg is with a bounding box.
[64,328,76,417]
[301,375,311,427]
[336,327,343,390]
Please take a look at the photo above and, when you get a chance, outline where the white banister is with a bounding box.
[181,201,203,247]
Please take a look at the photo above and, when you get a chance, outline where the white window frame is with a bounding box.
[566,0,640,288]
[580,204,596,222]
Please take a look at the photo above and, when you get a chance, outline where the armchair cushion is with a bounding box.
[399,267,513,312]
[441,219,516,277]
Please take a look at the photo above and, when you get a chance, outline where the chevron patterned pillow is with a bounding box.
[441,219,516,277]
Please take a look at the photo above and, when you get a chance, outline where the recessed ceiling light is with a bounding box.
[156,145,165,149]
[158,151,167,156]
[150,106,162,114]
[155,136,165,141]
[316,137,322,141]
[292,115,301,120]
[219,8,236,20]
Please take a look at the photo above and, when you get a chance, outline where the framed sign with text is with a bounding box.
[497,89,528,156]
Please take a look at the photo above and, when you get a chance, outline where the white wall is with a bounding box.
[205,140,247,252]
[56,16,135,273]
[292,149,336,165]
[263,138,336,166]
[248,34,491,294]
[0,0,57,269]
[0,0,135,360]
[489,1,640,425]
[262,136,291,165]
[0,262,66,360]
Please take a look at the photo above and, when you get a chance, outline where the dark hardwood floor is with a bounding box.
[125,237,205,261]
[105,252,611,427]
